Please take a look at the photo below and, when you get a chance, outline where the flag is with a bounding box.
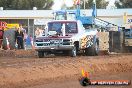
[74,0,80,5]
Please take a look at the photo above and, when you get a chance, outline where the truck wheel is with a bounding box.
[3,29,16,50]
[85,41,99,56]
[70,46,77,57]
[38,51,44,58]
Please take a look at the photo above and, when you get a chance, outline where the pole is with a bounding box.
[28,19,29,35]
[92,0,97,17]
[84,0,86,9]
[33,19,35,39]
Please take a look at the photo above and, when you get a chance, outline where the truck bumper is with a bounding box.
[35,45,74,51]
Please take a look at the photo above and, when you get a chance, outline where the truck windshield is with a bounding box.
[48,22,77,34]
[55,14,66,20]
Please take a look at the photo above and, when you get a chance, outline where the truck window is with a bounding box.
[48,22,77,34]
[65,22,77,33]
[48,23,63,33]
[55,14,66,20]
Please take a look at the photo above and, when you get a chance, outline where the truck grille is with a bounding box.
[63,39,71,45]
[36,39,71,46]
[36,39,43,46]
[36,39,62,46]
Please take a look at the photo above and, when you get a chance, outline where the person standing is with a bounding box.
[15,27,24,49]
[19,24,27,49]
[0,28,4,49]
[35,27,40,37]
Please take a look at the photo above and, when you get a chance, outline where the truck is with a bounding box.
[53,4,95,29]
[53,1,117,32]
[35,20,99,58]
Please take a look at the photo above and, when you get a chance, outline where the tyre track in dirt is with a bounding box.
[0,50,132,88]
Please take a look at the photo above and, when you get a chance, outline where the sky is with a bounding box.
[52,0,117,10]
[106,0,117,9]
[107,0,116,6]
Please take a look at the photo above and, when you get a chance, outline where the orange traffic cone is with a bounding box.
[6,37,10,50]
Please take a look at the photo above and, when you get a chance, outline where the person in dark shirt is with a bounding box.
[15,27,24,49]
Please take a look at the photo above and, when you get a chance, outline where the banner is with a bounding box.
[0,21,7,30]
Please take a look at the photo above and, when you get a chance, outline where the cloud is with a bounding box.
[65,0,74,7]
[52,0,74,10]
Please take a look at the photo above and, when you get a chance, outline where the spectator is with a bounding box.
[15,27,24,49]
[19,24,26,33]
[35,27,44,37]
[19,25,28,49]
[19,25,27,40]
[0,28,4,49]
[35,27,40,37]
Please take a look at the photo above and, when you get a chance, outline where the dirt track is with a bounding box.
[0,50,132,88]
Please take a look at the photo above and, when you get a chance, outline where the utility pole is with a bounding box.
[92,0,97,17]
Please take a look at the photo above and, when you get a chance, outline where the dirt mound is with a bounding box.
[0,49,109,58]
[0,50,37,58]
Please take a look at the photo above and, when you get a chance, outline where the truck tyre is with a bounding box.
[85,41,99,56]
[70,46,77,57]
[3,29,16,50]
[38,51,44,58]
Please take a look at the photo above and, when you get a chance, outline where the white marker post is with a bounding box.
[62,24,65,36]
[6,37,10,50]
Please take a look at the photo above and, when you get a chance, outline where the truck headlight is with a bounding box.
[63,39,72,45]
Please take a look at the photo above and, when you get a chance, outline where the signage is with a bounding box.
[128,19,132,23]
[7,24,19,29]
[0,21,7,29]
[34,19,46,25]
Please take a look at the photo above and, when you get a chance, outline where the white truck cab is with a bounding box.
[35,20,99,58]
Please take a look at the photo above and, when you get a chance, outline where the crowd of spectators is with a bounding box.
[0,24,45,50]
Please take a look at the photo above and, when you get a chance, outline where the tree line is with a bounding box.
[0,0,131,10]
[0,0,53,10]
[115,0,132,8]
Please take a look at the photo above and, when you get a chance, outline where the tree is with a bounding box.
[0,0,53,10]
[11,0,31,10]
[81,0,109,9]
[115,0,132,8]
[0,0,13,9]
[29,0,53,9]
